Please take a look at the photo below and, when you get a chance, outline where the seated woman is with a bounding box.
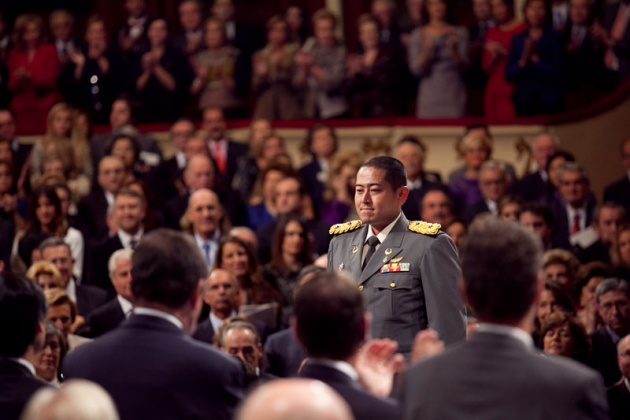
[131,17,193,122]
[30,103,92,201]
[574,261,612,334]
[105,133,141,186]
[408,0,468,118]
[533,280,575,344]
[263,215,314,310]
[26,260,63,291]
[498,194,525,222]
[347,14,401,118]
[252,16,301,120]
[190,17,242,115]
[35,322,67,386]
[611,225,630,280]
[214,235,280,306]
[320,151,363,225]
[443,217,467,252]
[44,289,89,351]
[247,160,295,231]
[539,311,590,365]
[448,133,492,214]
[542,248,580,296]
[506,0,563,116]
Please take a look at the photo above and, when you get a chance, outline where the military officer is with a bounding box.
[328,156,466,353]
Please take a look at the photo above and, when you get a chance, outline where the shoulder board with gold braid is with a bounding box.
[329,220,363,235]
[408,220,441,235]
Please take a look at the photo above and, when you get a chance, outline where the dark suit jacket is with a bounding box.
[77,189,110,241]
[87,235,124,295]
[64,314,243,420]
[328,214,466,352]
[159,156,184,202]
[604,2,630,78]
[517,171,550,202]
[299,159,325,218]
[76,283,108,318]
[551,201,595,250]
[193,317,270,345]
[163,193,189,230]
[608,380,630,420]
[401,179,447,221]
[299,363,402,420]
[86,298,126,338]
[210,140,249,193]
[463,199,492,225]
[403,331,609,420]
[604,176,630,218]
[0,359,50,420]
[590,327,623,387]
[264,329,306,378]
[577,239,611,265]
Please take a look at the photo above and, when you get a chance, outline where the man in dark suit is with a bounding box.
[78,156,126,241]
[590,278,630,387]
[201,107,248,191]
[194,269,241,344]
[0,108,32,171]
[551,161,596,249]
[603,0,630,79]
[463,160,509,225]
[160,119,196,201]
[40,238,108,318]
[608,334,630,420]
[420,189,454,225]
[402,216,609,420]
[604,136,630,217]
[171,0,204,58]
[64,229,243,420]
[328,157,466,353]
[89,189,145,294]
[578,202,626,264]
[87,249,134,338]
[264,328,306,378]
[394,136,445,221]
[517,133,559,202]
[0,271,50,420]
[294,270,402,420]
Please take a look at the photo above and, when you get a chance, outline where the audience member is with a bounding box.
[185,188,225,268]
[535,280,576,342]
[294,270,403,419]
[320,151,363,225]
[578,202,626,264]
[611,225,630,279]
[26,260,63,291]
[590,278,630,386]
[285,4,308,46]
[402,216,608,419]
[0,109,32,170]
[40,237,107,318]
[408,0,468,118]
[0,271,50,420]
[217,318,269,387]
[49,10,76,65]
[463,159,510,224]
[7,14,59,133]
[114,0,150,61]
[44,288,90,350]
[604,135,630,217]
[517,132,559,201]
[372,0,403,51]
[420,189,453,225]
[449,133,491,212]
[211,0,259,58]
[443,217,467,251]
[160,119,195,200]
[237,378,352,420]
[63,229,244,419]
[86,249,134,338]
[542,248,580,293]
[191,18,242,114]
[467,0,495,115]
[252,16,301,120]
[607,334,630,420]
[34,322,66,385]
[539,311,590,364]
[247,161,294,231]
[506,0,563,116]
[498,194,525,222]
[299,123,337,217]
[602,0,630,79]
[575,261,612,334]
[172,0,204,59]
[295,9,348,119]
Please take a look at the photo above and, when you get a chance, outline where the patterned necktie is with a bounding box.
[202,243,211,266]
[362,236,380,270]
[571,213,581,235]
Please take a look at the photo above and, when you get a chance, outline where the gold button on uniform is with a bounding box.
[358,285,364,291]
[390,283,396,288]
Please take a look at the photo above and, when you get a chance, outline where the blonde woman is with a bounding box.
[26,260,63,290]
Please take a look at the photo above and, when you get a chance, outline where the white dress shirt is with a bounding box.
[363,213,402,263]
[118,228,144,249]
[117,295,134,318]
[134,307,183,330]
[307,358,359,381]
[476,323,534,349]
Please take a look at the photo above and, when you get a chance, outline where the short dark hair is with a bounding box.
[131,229,209,309]
[294,271,365,360]
[460,216,542,323]
[304,123,338,157]
[520,202,554,227]
[361,156,407,190]
[545,150,575,174]
[0,272,47,357]
[592,202,626,223]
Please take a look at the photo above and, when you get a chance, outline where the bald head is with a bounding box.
[237,379,352,420]
[187,188,223,239]
[532,134,559,170]
[184,155,214,191]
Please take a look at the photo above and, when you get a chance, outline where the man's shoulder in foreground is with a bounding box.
[403,334,608,420]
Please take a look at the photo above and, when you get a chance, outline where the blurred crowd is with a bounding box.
[1,0,630,130]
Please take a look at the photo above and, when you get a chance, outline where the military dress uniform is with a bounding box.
[327,213,466,353]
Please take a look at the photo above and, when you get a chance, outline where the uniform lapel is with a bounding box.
[359,215,408,284]
[346,226,366,283]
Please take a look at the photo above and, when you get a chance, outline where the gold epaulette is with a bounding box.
[329,220,363,235]
[408,221,441,235]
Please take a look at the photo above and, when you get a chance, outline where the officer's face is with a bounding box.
[355,167,408,233]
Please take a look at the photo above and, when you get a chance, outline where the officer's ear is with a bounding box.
[397,186,409,205]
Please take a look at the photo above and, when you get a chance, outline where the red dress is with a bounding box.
[483,22,526,118]
[7,43,60,134]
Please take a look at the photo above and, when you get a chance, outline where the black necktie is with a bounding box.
[362,236,380,270]
[129,239,137,249]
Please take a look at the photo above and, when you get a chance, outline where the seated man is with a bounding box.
[577,203,626,264]
[607,334,630,420]
[463,160,509,225]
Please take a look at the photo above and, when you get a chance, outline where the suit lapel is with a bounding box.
[359,216,408,284]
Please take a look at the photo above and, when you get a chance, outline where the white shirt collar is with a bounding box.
[176,150,187,169]
[209,310,237,333]
[104,191,115,207]
[566,205,587,231]
[407,178,422,190]
[365,212,402,245]
[624,378,630,393]
[9,358,36,376]
[476,323,534,349]
[485,199,498,215]
[65,278,77,303]
[117,295,134,318]
[133,307,183,330]
[118,228,144,249]
[307,358,359,382]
